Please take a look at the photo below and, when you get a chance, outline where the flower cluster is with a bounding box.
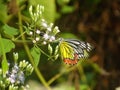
[29,20,60,44]
[7,60,33,85]
[27,5,60,45]
[0,53,33,90]
[29,4,44,22]
[7,64,25,84]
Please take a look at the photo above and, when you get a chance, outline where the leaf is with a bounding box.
[0,38,15,56]
[2,57,8,75]
[0,37,9,75]
[31,46,41,66]
[60,32,78,39]
[3,24,19,38]
[61,5,75,14]
[0,1,9,23]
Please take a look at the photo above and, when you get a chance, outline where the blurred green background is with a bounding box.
[0,0,120,90]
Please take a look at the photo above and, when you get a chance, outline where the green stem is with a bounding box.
[35,45,50,58]
[17,7,51,90]
[14,31,26,40]
[1,87,5,90]
[77,62,87,83]
[12,39,31,43]
[48,65,77,85]
[35,45,55,61]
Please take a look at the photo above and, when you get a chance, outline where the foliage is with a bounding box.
[1,0,119,90]
[0,53,33,90]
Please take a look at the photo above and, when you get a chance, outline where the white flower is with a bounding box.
[29,31,33,35]
[0,69,2,75]
[54,26,59,30]
[32,40,36,43]
[9,74,16,84]
[42,22,47,28]
[9,77,16,84]
[43,34,49,40]
[35,37,40,41]
[47,27,51,31]
[36,30,40,34]
[50,23,54,28]
[26,85,30,89]
[49,36,55,42]
[43,41,47,45]
[41,19,45,22]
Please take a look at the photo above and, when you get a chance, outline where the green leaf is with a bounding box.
[0,1,9,23]
[0,38,15,56]
[80,84,90,90]
[2,57,8,75]
[61,5,75,14]
[31,46,41,66]
[57,0,70,6]
[0,36,9,75]
[60,32,78,39]
[3,24,19,38]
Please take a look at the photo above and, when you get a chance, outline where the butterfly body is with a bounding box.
[59,39,93,65]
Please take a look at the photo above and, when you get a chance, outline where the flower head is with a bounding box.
[27,5,61,45]
[49,36,55,42]
[43,34,49,40]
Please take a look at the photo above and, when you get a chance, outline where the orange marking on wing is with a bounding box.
[63,54,79,65]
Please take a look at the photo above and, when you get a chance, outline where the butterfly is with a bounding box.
[59,39,93,65]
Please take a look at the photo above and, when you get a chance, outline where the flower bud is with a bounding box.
[53,26,60,35]
[5,78,10,85]
[54,54,59,60]
[54,45,59,55]
[13,52,18,62]
[29,5,33,17]
[48,44,53,55]
[0,69,2,75]
[19,60,28,70]
[26,64,34,75]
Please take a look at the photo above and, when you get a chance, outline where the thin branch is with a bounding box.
[48,65,77,85]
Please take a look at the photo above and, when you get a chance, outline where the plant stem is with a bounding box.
[77,62,87,83]
[17,6,51,90]
[14,31,26,40]
[48,65,77,85]
[35,44,50,58]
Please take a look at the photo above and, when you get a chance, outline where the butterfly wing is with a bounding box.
[59,39,93,65]
[65,39,93,58]
[59,41,74,60]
